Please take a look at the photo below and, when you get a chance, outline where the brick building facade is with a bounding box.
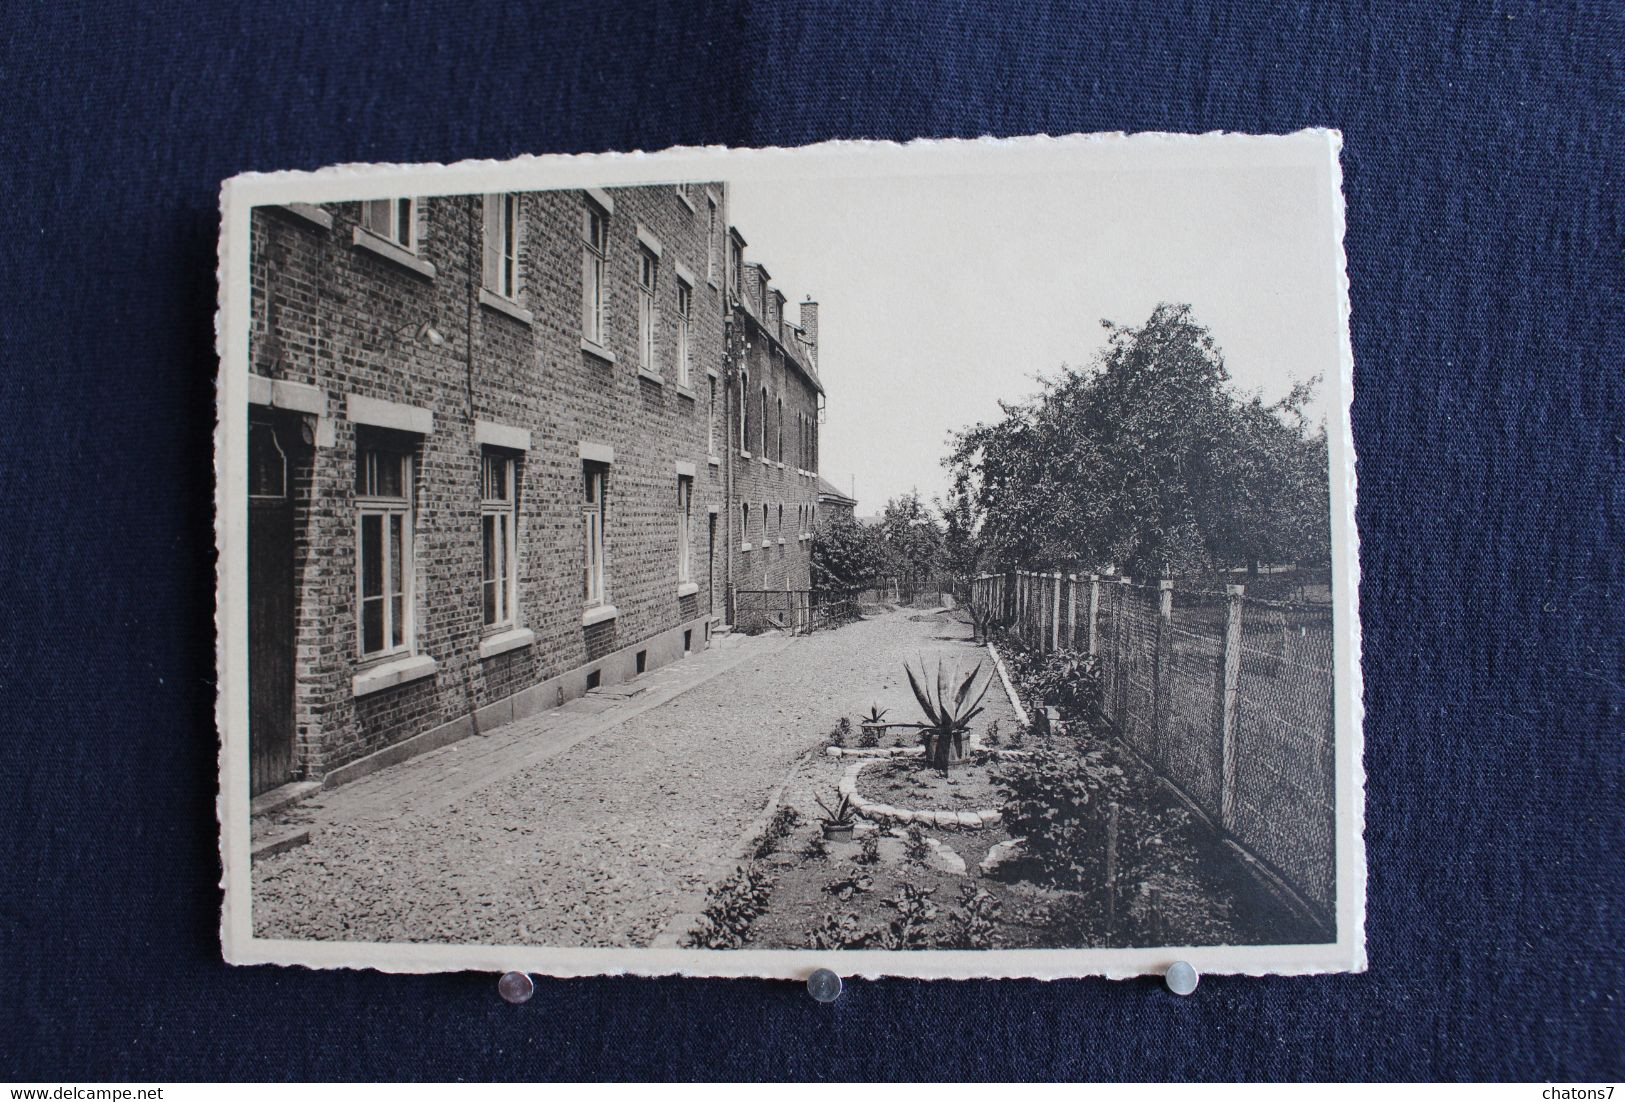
[244,182,823,794]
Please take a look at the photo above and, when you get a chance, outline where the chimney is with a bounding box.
[800,297,819,355]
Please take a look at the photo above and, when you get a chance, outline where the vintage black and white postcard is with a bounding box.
[216,130,1365,979]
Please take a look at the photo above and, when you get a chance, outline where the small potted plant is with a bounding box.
[813,791,858,837]
[858,703,889,747]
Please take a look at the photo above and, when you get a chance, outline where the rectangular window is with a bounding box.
[740,502,750,546]
[583,463,607,606]
[483,193,521,301]
[581,200,609,345]
[675,279,692,387]
[480,451,518,629]
[730,239,743,296]
[707,376,717,455]
[361,198,415,250]
[677,476,693,584]
[355,433,414,659]
[638,248,659,372]
[706,198,718,283]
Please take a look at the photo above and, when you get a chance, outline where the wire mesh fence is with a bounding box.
[971,568,1338,932]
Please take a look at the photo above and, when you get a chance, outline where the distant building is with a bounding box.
[816,476,858,520]
[244,183,824,794]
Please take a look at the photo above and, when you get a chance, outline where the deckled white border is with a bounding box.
[217,129,1365,980]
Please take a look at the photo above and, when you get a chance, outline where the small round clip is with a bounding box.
[498,971,535,1004]
[806,968,843,1004]
[1164,961,1199,996]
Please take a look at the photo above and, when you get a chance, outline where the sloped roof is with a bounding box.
[816,476,856,505]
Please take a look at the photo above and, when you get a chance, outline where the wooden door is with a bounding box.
[248,415,296,795]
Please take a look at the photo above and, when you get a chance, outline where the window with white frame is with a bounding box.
[776,397,784,462]
[760,387,769,456]
[637,247,659,371]
[740,369,751,453]
[676,475,693,584]
[483,193,521,302]
[730,238,743,296]
[480,450,519,630]
[361,198,416,250]
[581,198,609,346]
[707,375,717,455]
[355,430,415,659]
[675,278,692,387]
[706,198,718,283]
[583,462,608,606]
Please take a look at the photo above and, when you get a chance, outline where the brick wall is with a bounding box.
[247,181,741,780]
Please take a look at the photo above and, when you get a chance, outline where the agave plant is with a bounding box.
[812,790,857,833]
[861,703,890,726]
[902,657,993,771]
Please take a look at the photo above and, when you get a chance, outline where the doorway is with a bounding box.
[248,413,298,795]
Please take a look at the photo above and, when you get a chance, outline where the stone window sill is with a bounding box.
[707,455,721,467]
[637,367,665,386]
[677,581,700,597]
[479,288,534,325]
[675,383,697,400]
[582,604,619,627]
[351,227,436,279]
[479,627,535,659]
[675,189,696,213]
[740,542,753,552]
[281,203,333,230]
[739,448,752,460]
[352,653,438,698]
[581,338,616,365]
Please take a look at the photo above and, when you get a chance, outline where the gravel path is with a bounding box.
[253,605,998,947]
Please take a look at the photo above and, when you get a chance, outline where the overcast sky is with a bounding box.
[729,160,1339,515]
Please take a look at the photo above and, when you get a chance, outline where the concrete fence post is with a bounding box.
[1220,584,1245,833]
[1051,571,1063,652]
[1154,579,1174,762]
[1087,573,1101,657]
[1066,572,1079,650]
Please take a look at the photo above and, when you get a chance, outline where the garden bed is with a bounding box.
[858,755,1003,811]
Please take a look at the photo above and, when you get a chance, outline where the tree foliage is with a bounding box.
[946,303,1330,578]
[877,490,944,591]
[810,512,888,588]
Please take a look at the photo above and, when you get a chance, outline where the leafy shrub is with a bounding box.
[829,717,852,747]
[857,724,881,749]
[751,805,802,859]
[685,864,775,949]
[1013,648,1102,723]
[805,911,868,950]
[825,872,875,901]
[802,832,830,859]
[855,831,881,865]
[945,884,1004,948]
[983,719,1002,747]
[876,883,938,949]
[904,823,932,866]
[995,747,1130,886]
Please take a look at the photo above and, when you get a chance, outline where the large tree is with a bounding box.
[946,303,1330,578]
[878,491,944,593]
[810,512,889,588]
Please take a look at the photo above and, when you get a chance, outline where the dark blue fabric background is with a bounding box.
[1,0,1619,1082]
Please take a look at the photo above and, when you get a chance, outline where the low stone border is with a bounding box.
[984,639,1032,730]
[837,759,1002,831]
[826,744,920,759]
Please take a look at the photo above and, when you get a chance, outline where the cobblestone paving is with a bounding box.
[252,606,993,947]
